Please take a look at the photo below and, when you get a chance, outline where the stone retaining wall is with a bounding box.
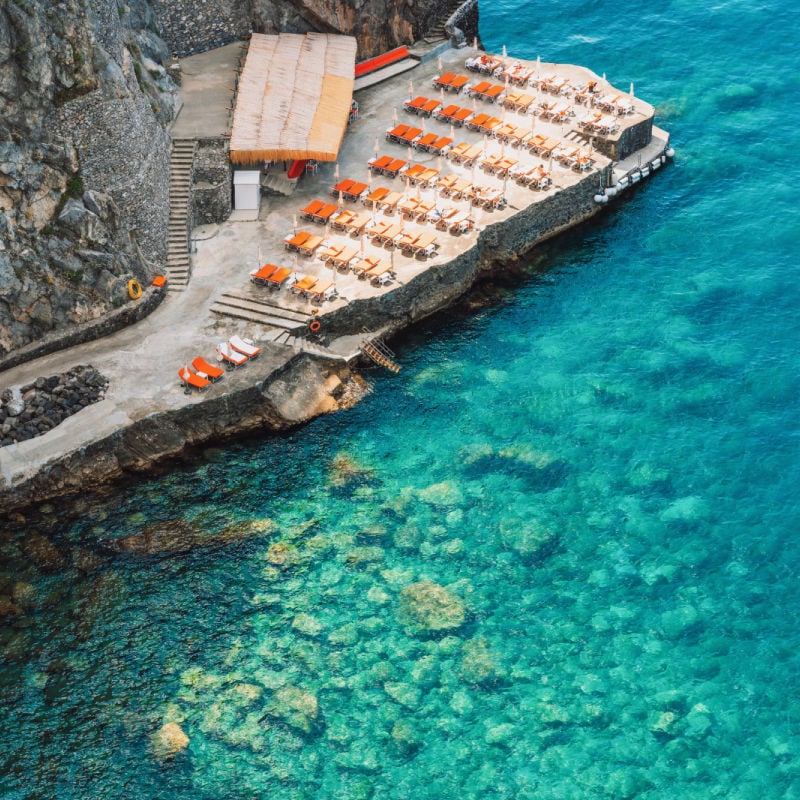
[192,139,232,225]
[319,168,608,337]
[595,116,654,163]
[57,92,171,267]
[0,287,166,374]
[150,0,250,58]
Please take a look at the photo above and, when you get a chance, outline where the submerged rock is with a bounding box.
[268,686,320,734]
[151,721,189,760]
[397,581,466,634]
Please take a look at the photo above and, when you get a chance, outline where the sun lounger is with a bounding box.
[382,159,408,178]
[365,260,394,285]
[467,80,491,96]
[403,95,428,113]
[373,222,404,246]
[476,116,502,134]
[398,197,421,218]
[413,132,438,151]
[331,209,355,231]
[217,342,248,367]
[329,246,358,271]
[434,207,459,229]
[451,107,472,126]
[229,335,261,359]
[369,155,393,173]
[192,356,225,382]
[379,191,402,212]
[297,234,324,256]
[446,142,470,163]
[434,103,459,121]
[427,136,453,154]
[363,186,391,206]
[179,366,210,391]
[285,231,311,251]
[448,178,473,199]
[320,241,345,262]
[413,199,436,221]
[262,267,290,290]
[366,220,391,239]
[435,173,459,191]
[331,179,357,196]
[398,126,423,144]
[480,153,502,173]
[290,275,318,295]
[250,263,279,285]
[307,280,336,302]
[342,181,367,201]
[433,73,469,92]
[353,255,381,277]
[344,212,370,235]
[386,123,411,141]
[447,211,472,234]
[299,199,325,219]
[466,112,490,131]
[465,54,503,74]
[459,145,483,167]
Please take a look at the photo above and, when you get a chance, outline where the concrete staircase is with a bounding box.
[210,288,313,331]
[423,0,465,43]
[166,138,196,291]
[262,171,299,197]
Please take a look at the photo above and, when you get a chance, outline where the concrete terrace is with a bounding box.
[0,42,669,495]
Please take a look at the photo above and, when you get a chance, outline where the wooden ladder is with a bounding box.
[360,338,401,373]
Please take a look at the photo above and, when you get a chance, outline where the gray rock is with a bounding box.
[0,252,21,294]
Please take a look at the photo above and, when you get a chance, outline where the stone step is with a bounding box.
[210,302,308,329]
[218,289,313,323]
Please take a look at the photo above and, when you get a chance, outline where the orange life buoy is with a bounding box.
[309,319,321,333]
[127,279,142,300]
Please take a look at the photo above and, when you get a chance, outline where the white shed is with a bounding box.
[233,170,261,210]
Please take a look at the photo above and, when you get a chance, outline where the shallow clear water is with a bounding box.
[2,2,800,798]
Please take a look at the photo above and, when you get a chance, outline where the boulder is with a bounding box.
[268,686,320,734]
[397,581,466,634]
[150,721,189,760]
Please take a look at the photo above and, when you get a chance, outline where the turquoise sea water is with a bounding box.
[2,2,800,797]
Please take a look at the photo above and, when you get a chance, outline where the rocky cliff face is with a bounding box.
[151,0,443,59]
[0,0,177,357]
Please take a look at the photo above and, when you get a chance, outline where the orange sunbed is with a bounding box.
[250,263,279,284]
[434,72,455,86]
[404,164,426,181]
[398,126,423,143]
[290,275,318,294]
[179,366,210,391]
[386,123,411,140]
[404,96,428,111]
[379,191,402,211]
[353,255,381,276]
[414,132,438,150]
[344,213,370,234]
[313,204,339,222]
[366,220,391,238]
[369,155,393,171]
[331,210,355,230]
[192,356,224,381]
[284,231,311,250]
[332,179,356,194]
[266,266,292,287]
[343,181,368,199]
[437,103,459,119]
[452,107,472,124]
[420,99,440,115]
[300,199,325,218]
[470,80,491,94]
[363,186,391,205]
[297,235,324,255]
[365,261,393,282]
[429,136,453,152]
[450,75,469,91]
[383,159,407,177]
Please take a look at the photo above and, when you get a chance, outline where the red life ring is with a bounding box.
[309,319,321,333]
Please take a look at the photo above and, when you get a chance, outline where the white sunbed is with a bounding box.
[228,335,261,358]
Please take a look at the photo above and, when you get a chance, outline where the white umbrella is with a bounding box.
[502,45,507,59]
[473,36,478,50]
[334,163,339,180]
[450,123,455,140]
[483,133,488,153]
[409,78,414,96]
[368,170,373,187]
[437,155,443,173]
[292,215,297,233]
[393,108,398,124]
[374,137,379,157]
[257,245,261,268]
[407,145,412,162]
[440,87,446,104]
[437,56,443,73]
[338,190,344,207]
[629,82,634,97]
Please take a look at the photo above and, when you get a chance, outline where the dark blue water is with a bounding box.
[2,2,799,797]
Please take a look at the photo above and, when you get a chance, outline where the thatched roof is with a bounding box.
[230,33,357,164]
